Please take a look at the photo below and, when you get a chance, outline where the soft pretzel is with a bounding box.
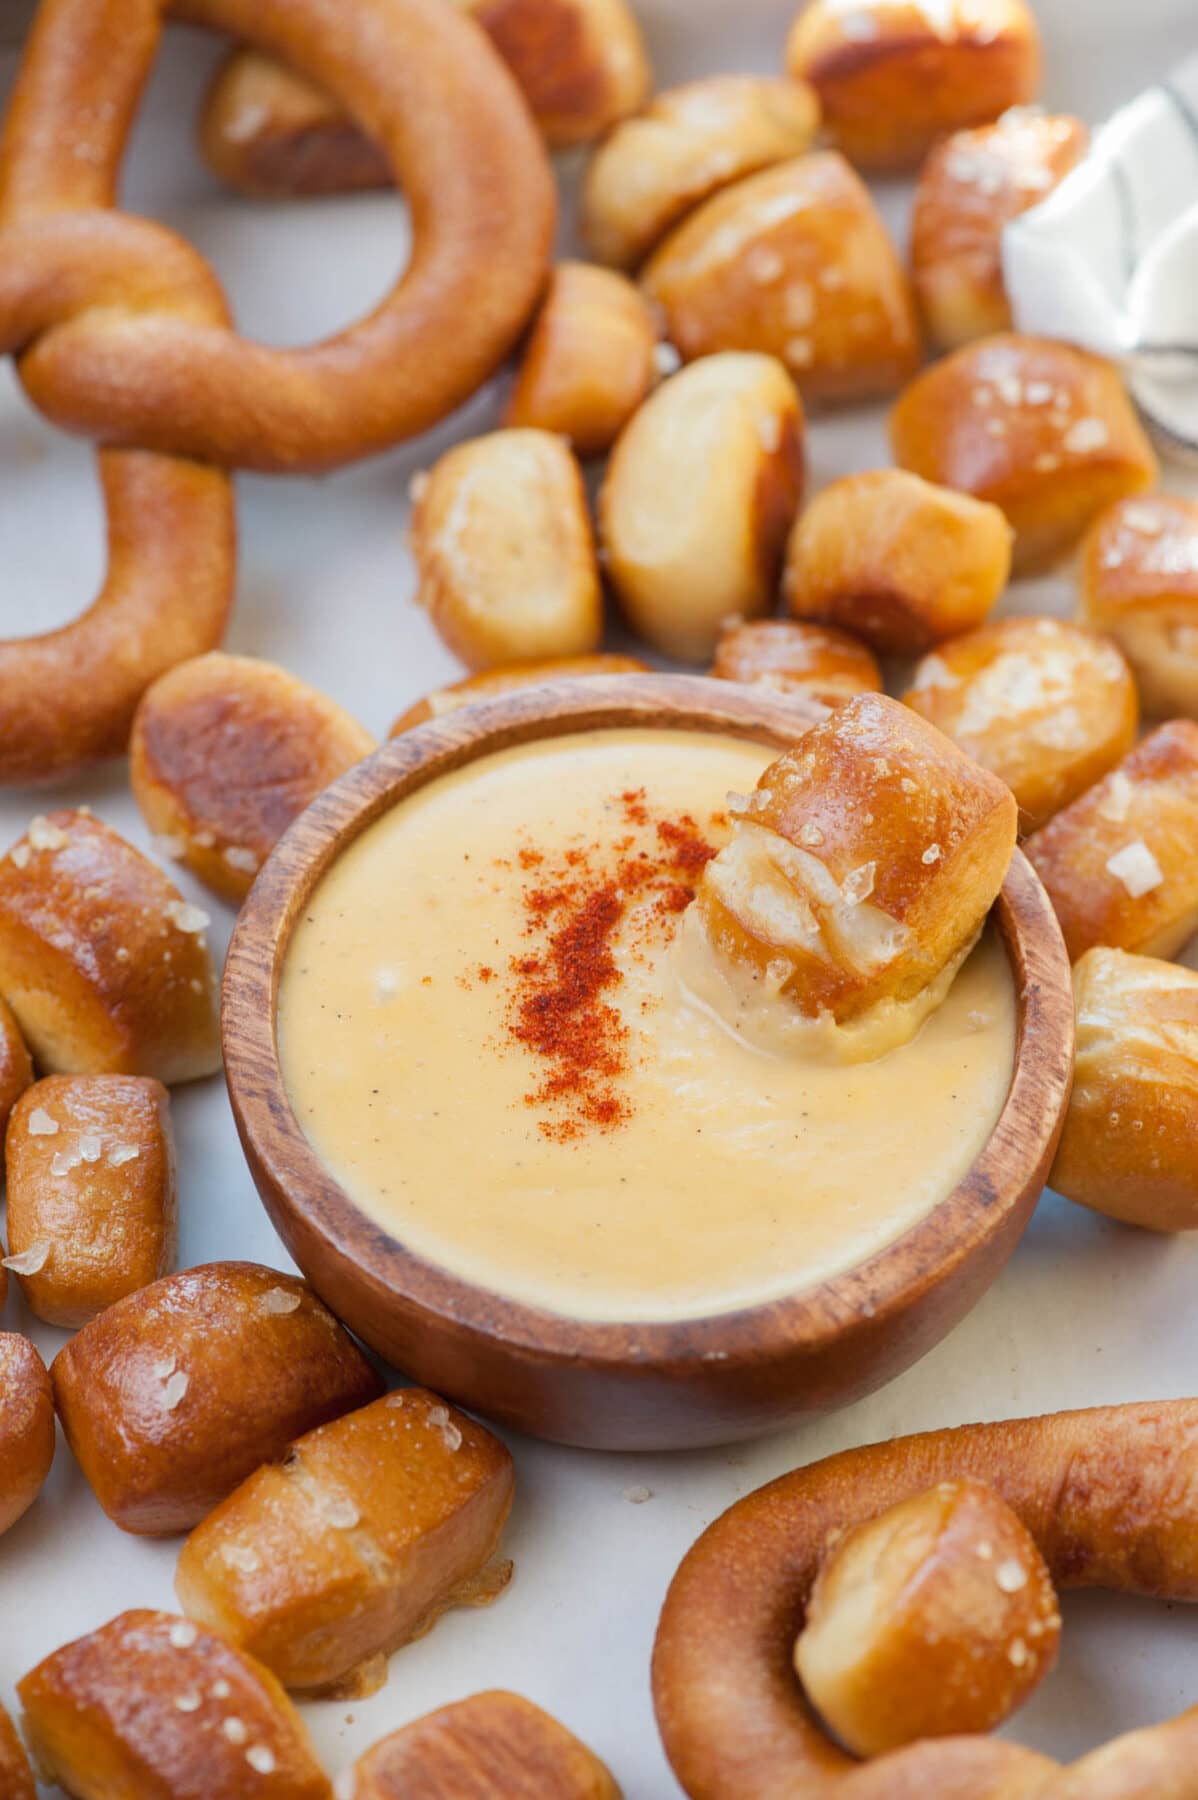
[51,1262,383,1534]
[0,1332,55,1539]
[388,654,647,736]
[653,1399,1198,1800]
[176,1388,514,1695]
[0,994,32,1138]
[1079,494,1198,719]
[342,1692,620,1799]
[0,1701,34,1800]
[18,1610,330,1800]
[711,619,881,709]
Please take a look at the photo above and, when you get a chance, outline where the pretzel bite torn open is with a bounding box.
[682,693,1017,1059]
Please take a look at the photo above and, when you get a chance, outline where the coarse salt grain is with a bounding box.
[323,1496,360,1530]
[996,1558,1029,1592]
[247,1746,277,1775]
[174,1692,202,1714]
[27,1108,58,1136]
[841,862,876,906]
[1122,501,1165,536]
[1024,381,1054,405]
[223,1717,249,1745]
[212,1679,231,1700]
[260,1286,302,1316]
[9,843,29,868]
[922,844,942,864]
[1106,841,1163,898]
[28,815,69,852]
[108,1143,140,1167]
[623,1485,654,1504]
[169,1620,198,1649]
[165,900,210,935]
[223,845,260,873]
[1063,417,1109,455]
[1098,770,1135,824]
[223,1542,261,1575]
[1009,1637,1030,1668]
[50,1146,81,1178]
[2,1240,50,1276]
[798,821,824,847]
[153,834,188,862]
[162,1370,190,1410]
[78,1134,103,1163]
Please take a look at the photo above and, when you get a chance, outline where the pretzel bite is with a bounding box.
[389,654,648,735]
[891,335,1159,573]
[1025,721,1198,961]
[641,154,920,405]
[0,1701,34,1800]
[785,0,1042,171]
[580,75,820,271]
[904,618,1139,833]
[0,994,32,1137]
[0,812,219,1084]
[18,1610,330,1800]
[687,693,1017,1056]
[599,354,804,661]
[4,1076,176,1328]
[795,1478,1059,1756]
[912,111,1089,349]
[783,469,1011,655]
[504,263,660,457]
[343,1692,620,1799]
[711,619,880,709]
[410,430,603,671]
[51,1262,383,1535]
[130,653,375,905]
[176,1388,514,1696]
[1079,494,1198,720]
[0,1333,55,1539]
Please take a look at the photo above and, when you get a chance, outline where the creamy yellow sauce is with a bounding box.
[278,730,1017,1322]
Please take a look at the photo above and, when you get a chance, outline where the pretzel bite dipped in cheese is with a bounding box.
[1079,494,1198,719]
[783,469,1012,655]
[683,693,1017,1059]
[4,1076,176,1328]
[389,654,648,735]
[794,1478,1060,1756]
[581,74,821,271]
[891,335,1159,572]
[176,1388,514,1697]
[785,0,1043,171]
[0,995,32,1137]
[1025,721,1198,961]
[912,110,1089,349]
[343,1692,621,1799]
[711,619,881,709]
[18,1610,329,1800]
[904,618,1139,833]
[410,430,603,671]
[130,653,375,905]
[641,153,921,405]
[0,1333,55,1540]
[0,1701,34,1800]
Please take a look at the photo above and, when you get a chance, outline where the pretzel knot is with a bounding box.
[653,1401,1198,1800]
[0,0,554,781]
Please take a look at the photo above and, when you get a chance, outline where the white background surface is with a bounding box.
[2,3,1198,1792]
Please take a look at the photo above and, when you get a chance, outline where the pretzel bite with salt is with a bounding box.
[389,654,648,736]
[795,1478,1059,1756]
[0,812,219,1084]
[411,430,603,671]
[18,1610,329,1800]
[891,335,1158,572]
[0,994,32,1138]
[581,74,820,270]
[344,1692,620,1799]
[783,469,1012,655]
[0,1701,34,1800]
[785,0,1042,171]
[904,618,1139,833]
[599,354,804,661]
[51,1262,383,1535]
[505,263,660,457]
[711,619,881,709]
[0,1333,54,1540]
[4,1076,176,1328]
[1079,494,1198,720]
[912,110,1089,349]
[1025,721,1198,961]
[176,1388,514,1697]
[642,154,920,404]
[687,693,1017,1056]
[131,653,374,905]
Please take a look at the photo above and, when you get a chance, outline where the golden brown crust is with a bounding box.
[785,0,1042,171]
[0,1701,34,1800]
[1024,721,1198,962]
[912,111,1089,349]
[1049,948,1198,1231]
[130,652,375,905]
[903,617,1139,833]
[1078,494,1198,720]
[642,153,921,405]
[51,1262,383,1535]
[783,469,1012,655]
[346,1691,621,1798]
[599,353,805,662]
[711,618,881,708]
[388,654,648,736]
[411,430,603,671]
[175,1388,514,1694]
[0,993,33,1139]
[18,1609,330,1799]
[890,335,1159,573]
[0,811,219,1085]
[504,263,660,458]
[0,1332,55,1540]
[4,1075,176,1328]
[795,1479,1060,1756]
[475,0,651,147]
[581,75,820,270]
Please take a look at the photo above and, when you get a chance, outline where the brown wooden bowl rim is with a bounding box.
[222,673,1075,1378]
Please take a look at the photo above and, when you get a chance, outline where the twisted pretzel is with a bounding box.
[653,1401,1198,1799]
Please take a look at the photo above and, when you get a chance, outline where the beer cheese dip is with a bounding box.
[278,729,1017,1322]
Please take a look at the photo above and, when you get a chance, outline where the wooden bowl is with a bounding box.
[223,675,1074,1451]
